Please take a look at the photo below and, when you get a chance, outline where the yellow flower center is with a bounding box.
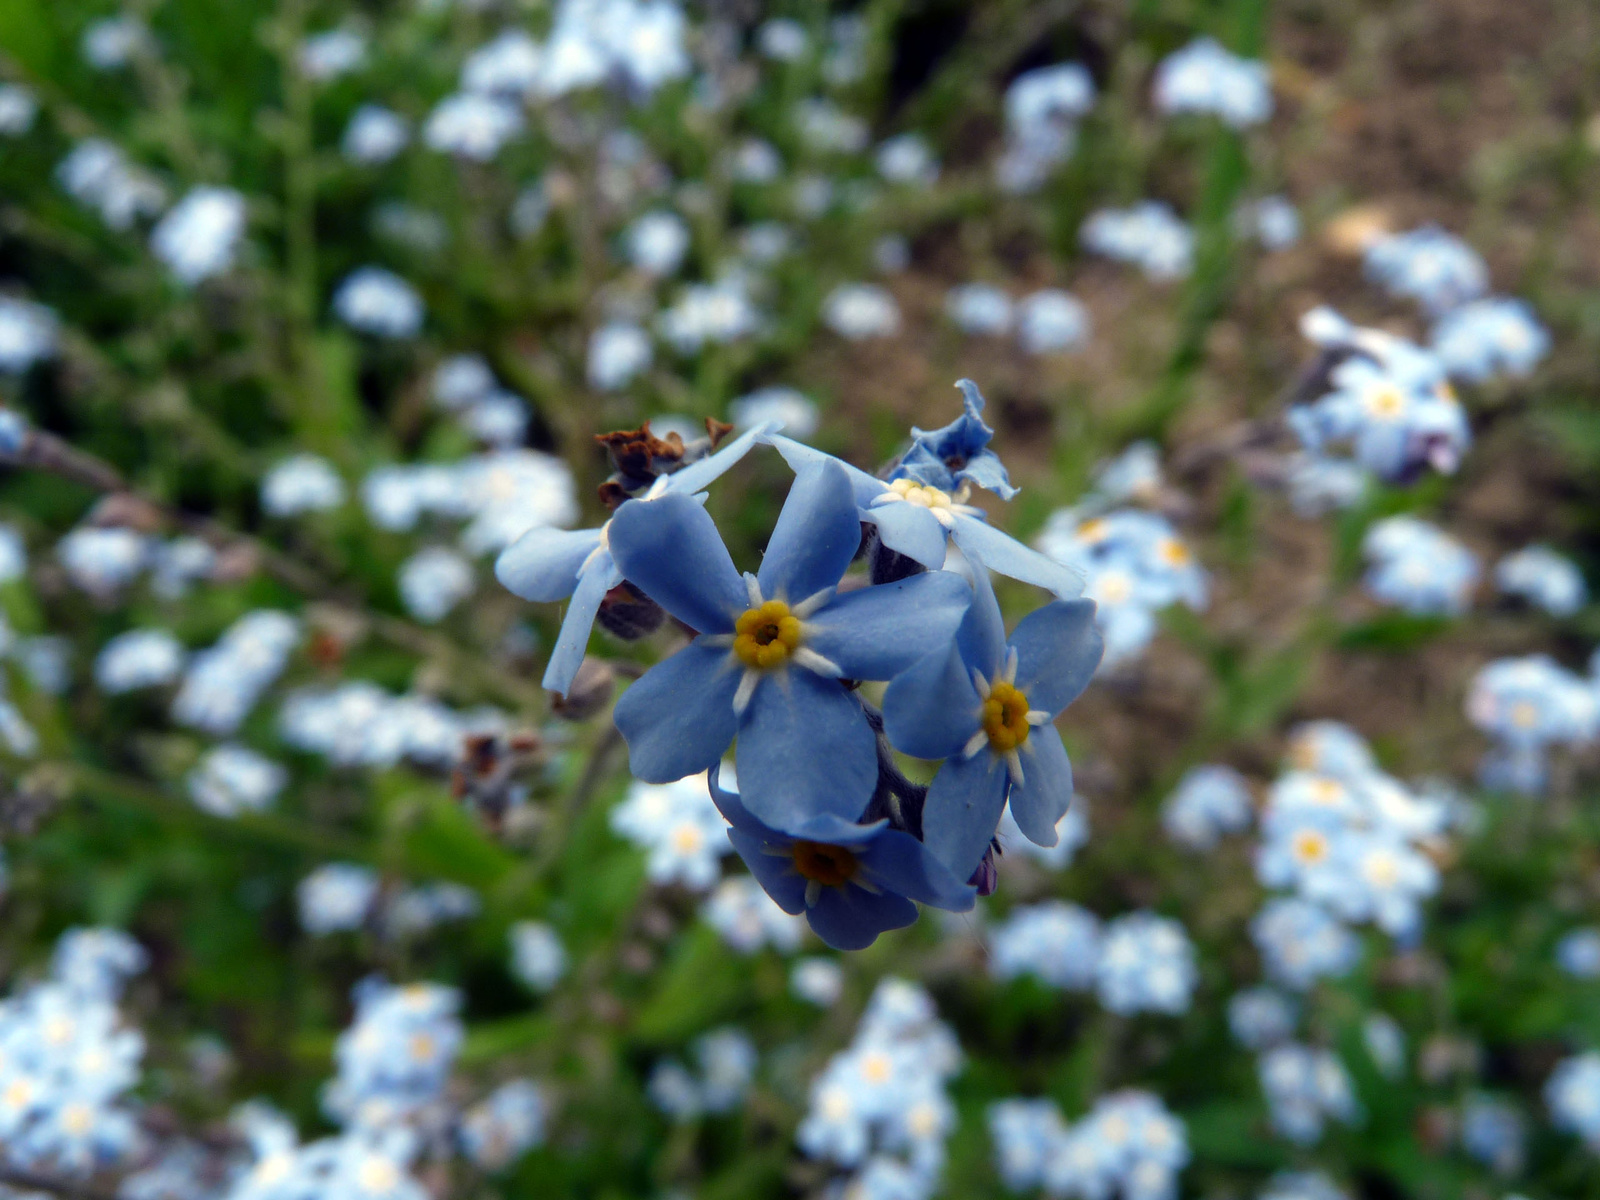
[791,841,860,887]
[1078,517,1108,542]
[982,681,1032,753]
[734,600,803,670]
[887,478,953,509]
[1509,700,1538,729]
[1365,385,1405,419]
[1157,537,1191,567]
[1292,830,1328,864]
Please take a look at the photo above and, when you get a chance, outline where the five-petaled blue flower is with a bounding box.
[709,767,975,950]
[607,458,972,833]
[882,562,1103,881]
[494,423,772,695]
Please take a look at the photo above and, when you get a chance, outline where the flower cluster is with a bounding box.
[797,979,960,1199]
[502,384,1101,949]
[0,928,147,1180]
[1466,654,1599,795]
[989,1091,1189,1199]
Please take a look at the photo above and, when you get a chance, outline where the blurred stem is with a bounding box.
[277,0,322,435]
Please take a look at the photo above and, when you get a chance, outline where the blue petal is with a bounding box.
[766,434,887,508]
[805,572,972,681]
[1010,598,1104,715]
[608,492,746,634]
[541,555,622,695]
[956,564,1007,681]
[613,641,740,782]
[495,526,603,603]
[806,886,918,951]
[735,669,876,832]
[664,421,776,495]
[951,514,1083,598]
[726,827,808,913]
[880,641,979,761]
[920,749,1009,881]
[756,459,861,603]
[1008,725,1074,847]
[861,501,948,568]
[859,828,977,911]
[955,452,1018,502]
[708,762,761,832]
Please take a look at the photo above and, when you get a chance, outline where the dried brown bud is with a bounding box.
[704,417,735,448]
[551,658,615,721]
[596,582,665,640]
[594,423,686,494]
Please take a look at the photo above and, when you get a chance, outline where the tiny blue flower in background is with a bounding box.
[56,139,166,230]
[730,386,818,438]
[150,187,247,285]
[57,527,150,595]
[876,133,939,185]
[997,62,1095,193]
[333,267,424,338]
[187,744,286,818]
[459,1079,547,1172]
[82,16,150,70]
[1361,1013,1405,1078]
[1546,1052,1600,1151]
[1015,288,1090,355]
[424,93,524,161]
[988,901,1100,989]
[710,767,974,951]
[0,296,57,374]
[1291,306,1470,482]
[298,29,366,81]
[1495,544,1586,617]
[1251,897,1360,991]
[1460,1094,1525,1176]
[883,562,1100,878]
[460,29,543,98]
[297,863,379,935]
[261,453,346,517]
[791,957,844,1006]
[509,920,566,992]
[94,628,185,694]
[822,283,900,340]
[173,610,300,735]
[343,104,411,165]
[945,283,1012,336]
[1364,225,1488,315]
[0,83,38,136]
[694,1027,758,1113]
[1228,987,1298,1049]
[1261,1172,1350,1200]
[1258,1043,1359,1144]
[659,277,761,351]
[1557,927,1600,979]
[1162,764,1253,850]
[1285,451,1369,516]
[1151,37,1273,127]
[1234,194,1301,249]
[1466,654,1596,797]
[324,980,462,1128]
[991,1091,1188,1200]
[1081,202,1194,280]
[648,1059,703,1122]
[1362,515,1479,615]
[1095,911,1197,1015]
[610,771,733,891]
[587,321,653,390]
[758,18,810,62]
[1431,296,1549,382]
[398,547,475,623]
[624,210,691,276]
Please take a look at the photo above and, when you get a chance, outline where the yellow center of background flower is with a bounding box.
[734,600,802,669]
[791,840,859,886]
[983,681,1032,752]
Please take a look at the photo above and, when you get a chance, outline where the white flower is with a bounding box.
[150,187,247,284]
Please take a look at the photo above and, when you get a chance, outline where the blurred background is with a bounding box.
[1,0,1600,1197]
